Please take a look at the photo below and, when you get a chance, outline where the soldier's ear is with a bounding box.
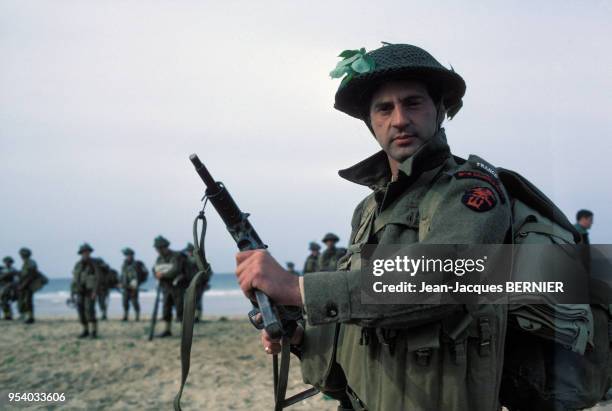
[436,100,447,129]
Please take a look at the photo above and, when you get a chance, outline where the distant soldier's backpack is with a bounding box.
[30,271,48,293]
[496,167,612,410]
[135,261,148,284]
[108,268,120,289]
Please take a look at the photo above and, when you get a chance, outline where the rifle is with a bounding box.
[174,154,318,411]
[148,271,161,341]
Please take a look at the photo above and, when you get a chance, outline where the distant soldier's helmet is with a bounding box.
[322,233,340,243]
[287,262,295,269]
[78,243,94,255]
[18,247,31,257]
[183,243,195,253]
[122,247,135,256]
[3,256,14,264]
[333,43,466,120]
[309,242,321,251]
[154,235,170,248]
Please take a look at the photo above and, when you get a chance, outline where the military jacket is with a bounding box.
[72,258,102,292]
[300,130,512,411]
[303,254,319,274]
[121,260,147,289]
[155,250,187,287]
[0,266,18,286]
[574,223,590,245]
[317,247,345,272]
[19,259,38,289]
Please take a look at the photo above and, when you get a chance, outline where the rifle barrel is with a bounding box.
[189,154,217,192]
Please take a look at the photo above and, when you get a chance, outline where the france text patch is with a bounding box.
[462,187,497,212]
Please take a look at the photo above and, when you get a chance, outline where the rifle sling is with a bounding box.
[174,212,317,410]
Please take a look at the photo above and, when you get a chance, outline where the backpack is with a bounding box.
[497,168,611,410]
[135,261,148,284]
[93,258,112,289]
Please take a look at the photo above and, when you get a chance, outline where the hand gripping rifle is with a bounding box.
[174,154,318,411]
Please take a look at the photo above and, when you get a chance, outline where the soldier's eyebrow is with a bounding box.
[371,92,427,110]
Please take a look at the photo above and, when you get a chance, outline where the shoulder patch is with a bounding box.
[462,187,497,212]
[467,155,499,178]
[454,170,506,204]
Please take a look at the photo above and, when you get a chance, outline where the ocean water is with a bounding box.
[30,273,252,318]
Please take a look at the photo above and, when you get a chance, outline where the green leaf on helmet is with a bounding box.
[329,64,351,79]
[331,47,374,85]
[338,49,360,58]
[340,72,354,87]
[351,56,373,73]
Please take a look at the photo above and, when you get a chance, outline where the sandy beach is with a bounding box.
[0,317,335,411]
[2,317,612,411]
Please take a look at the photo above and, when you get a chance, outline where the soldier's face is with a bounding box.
[126,254,134,262]
[324,240,336,249]
[579,216,593,229]
[369,80,438,165]
[81,251,91,260]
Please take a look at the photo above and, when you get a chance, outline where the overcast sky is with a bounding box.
[1,1,611,277]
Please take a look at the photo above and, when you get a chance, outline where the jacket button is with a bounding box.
[326,303,338,318]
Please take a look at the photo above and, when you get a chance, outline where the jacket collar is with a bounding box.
[338,129,451,189]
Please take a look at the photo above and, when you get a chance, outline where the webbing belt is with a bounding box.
[174,206,319,410]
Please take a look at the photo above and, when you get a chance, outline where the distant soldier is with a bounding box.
[153,236,189,337]
[96,259,116,321]
[575,209,594,272]
[574,209,593,244]
[0,256,19,320]
[302,242,321,274]
[71,243,102,338]
[286,262,298,275]
[183,243,213,323]
[120,248,148,321]
[317,233,346,271]
[17,247,40,324]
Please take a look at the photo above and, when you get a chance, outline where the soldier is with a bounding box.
[95,259,115,321]
[574,209,593,244]
[318,233,346,271]
[153,236,188,337]
[17,248,39,324]
[120,248,147,321]
[303,242,321,274]
[235,43,512,410]
[286,262,298,275]
[72,243,102,338]
[0,256,19,320]
[182,243,210,323]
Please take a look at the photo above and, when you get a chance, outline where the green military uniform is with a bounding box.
[96,259,112,320]
[303,242,321,274]
[0,256,18,320]
[120,248,147,321]
[318,233,346,272]
[183,243,211,322]
[18,248,38,324]
[71,243,102,338]
[573,223,589,245]
[154,236,188,336]
[286,262,298,275]
[298,44,511,411]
